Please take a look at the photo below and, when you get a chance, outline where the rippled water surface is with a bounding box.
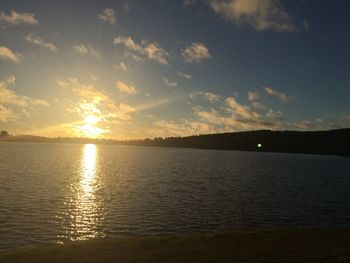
[0,142,350,249]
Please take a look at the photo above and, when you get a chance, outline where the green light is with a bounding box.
[257,143,262,148]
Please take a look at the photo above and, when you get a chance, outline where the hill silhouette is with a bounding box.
[138,129,350,156]
[1,128,349,156]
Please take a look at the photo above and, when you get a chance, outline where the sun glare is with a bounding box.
[72,113,106,138]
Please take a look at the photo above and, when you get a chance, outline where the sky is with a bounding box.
[0,0,350,139]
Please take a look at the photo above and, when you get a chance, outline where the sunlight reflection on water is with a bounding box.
[58,144,105,243]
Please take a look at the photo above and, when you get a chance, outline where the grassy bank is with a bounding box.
[1,228,350,262]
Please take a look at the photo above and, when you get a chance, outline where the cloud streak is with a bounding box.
[115,81,137,94]
[263,86,291,102]
[74,44,101,59]
[25,34,58,52]
[209,0,295,31]
[0,10,38,25]
[162,77,177,87]
[114,36,169,64]
[0,46,21,63]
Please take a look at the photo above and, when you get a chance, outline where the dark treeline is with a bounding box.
[136,129,350,156]
[1,129,350,156]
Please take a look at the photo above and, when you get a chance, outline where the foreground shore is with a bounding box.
[1,228,350,262]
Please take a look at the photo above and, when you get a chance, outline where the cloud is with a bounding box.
[125,52,145,63]
[152,119,216,137]
[263,86,291,102]
[98,8,116,25]
[226,96,259,119]
[209,0,295,31]
[0,10,38,25]
[248,91,264,109]
[0,46,21,63]
[192,91,220,102]
[162,77,178,87]
[57,78,108,103]
[57,77,138,135]
[266,109,284,120]
[114,36,169,64]
[115,81,137,94]
[74,44,101,60]
[177,70,192,79]
[0,75,49,111]
[182,42,211,63]
[25,34,58,52]
[114,61,128,72]
[0,105,17,122]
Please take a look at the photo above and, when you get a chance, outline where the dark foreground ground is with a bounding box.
[1,228,350,263]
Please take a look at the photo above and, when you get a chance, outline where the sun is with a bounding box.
[74,115,105,138]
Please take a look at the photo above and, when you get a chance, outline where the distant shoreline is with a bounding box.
[1,227,350,262]
[1,128,349,157]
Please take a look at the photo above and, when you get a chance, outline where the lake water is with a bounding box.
[0,142,349,249]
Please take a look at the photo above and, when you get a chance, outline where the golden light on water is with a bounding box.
[67,144,105,241]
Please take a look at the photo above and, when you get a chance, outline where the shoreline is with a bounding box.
[1,227,350,262]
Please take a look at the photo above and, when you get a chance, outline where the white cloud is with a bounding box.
[192,91,221,102]
[0,10,38,25]
[162,77,178,87]
[182,42,211,63]
[114,61,128,72]
[0,75,49,109]
[152,119,216,137]
[74,44,101,60]
[263,86,291,102]
[209,0,295,31]
[98,8,116,25]
[57,78,108,103]
[248,91,264,109]
[25,34,58,52]
[115,81,137,94]
[177,70,192,79]
[125,52,145,63]
[226,96,259,119]
[0,46,21,63]
[266,109,284,120]
[114,36,169,64]
[0,105,17,122]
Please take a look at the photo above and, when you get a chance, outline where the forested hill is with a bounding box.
[138,129,350,156]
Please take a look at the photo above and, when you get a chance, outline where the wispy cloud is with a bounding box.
[0,105,17,122]
[25,34,58,52]
[114,36,169,64]
[0,75,49,115]
[114,61,128,72]
[74,44,101,60]
[115,81,137,94]
[248,91,264,109]
[177,70,192,79]
[162,77,177,87]
[0,46,21,63]
[191,91,221,102]
[98,8,116,25]
[263,86,291,102]
[209,0,295,32]
[182,42,211,63]
[57,78,108,103]
[0,10,38,25]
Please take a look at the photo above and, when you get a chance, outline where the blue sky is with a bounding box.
[0,0,349,139]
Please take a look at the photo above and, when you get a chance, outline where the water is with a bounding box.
[0,142,349,249]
